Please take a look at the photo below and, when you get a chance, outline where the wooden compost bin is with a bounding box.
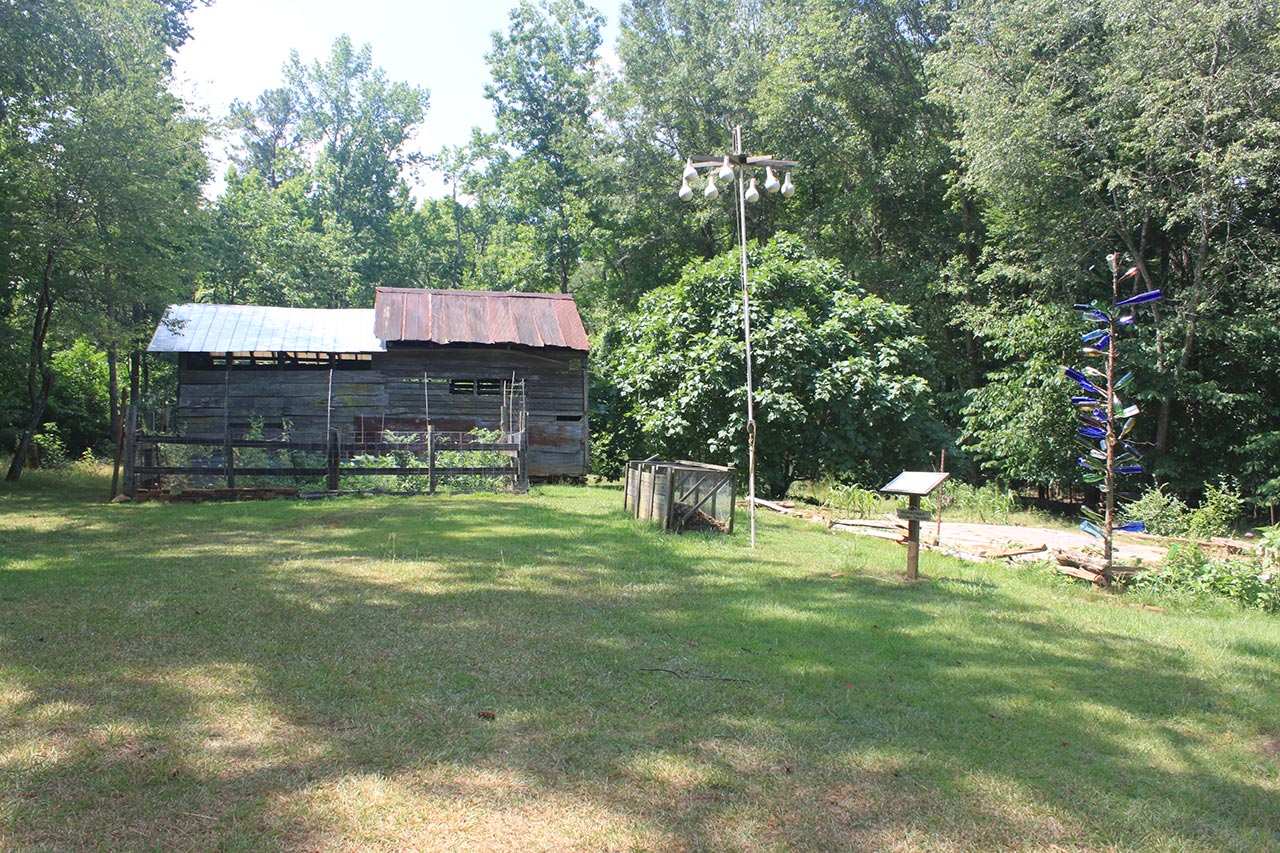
[624,460,736,534]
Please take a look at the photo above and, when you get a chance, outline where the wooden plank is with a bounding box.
[749,496,795,514]
[136,466,328,477]
[138,436,330,451]
[829,518,902,530]
[980,544,1048,559]
[831,524,908,543]
[1058,564,1106,585]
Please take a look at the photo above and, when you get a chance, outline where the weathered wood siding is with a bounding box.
[174,345,588,478]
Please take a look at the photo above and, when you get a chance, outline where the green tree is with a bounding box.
[604,236,940,495]
[470,0,609,294]
[227,87,301,189]
[201,168,363,307]
[47,340,111,457]
[960,300,1079,487]
[930,0,1280,490]
[220,36,430,302]
[1,0,207,480]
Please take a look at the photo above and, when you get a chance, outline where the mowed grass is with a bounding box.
[1,468,1278,852]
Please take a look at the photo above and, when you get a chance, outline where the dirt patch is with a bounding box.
[930,520,1169,565]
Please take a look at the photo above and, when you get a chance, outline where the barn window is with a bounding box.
[449,379,505,396]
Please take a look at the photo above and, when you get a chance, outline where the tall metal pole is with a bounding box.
[680,128,796,548]
[733,125,758,548]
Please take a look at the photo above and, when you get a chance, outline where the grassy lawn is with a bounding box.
[2,468,1278,852]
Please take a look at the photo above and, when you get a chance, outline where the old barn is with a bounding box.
[147,288,590,479]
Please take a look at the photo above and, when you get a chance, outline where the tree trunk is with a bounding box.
[109,345,121,447]
[129,347,141,411]
[6,381,53,481]
[5,252,57,482]
[1155,219,1207,457]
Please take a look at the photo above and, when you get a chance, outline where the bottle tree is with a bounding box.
[1064,253,1163,569]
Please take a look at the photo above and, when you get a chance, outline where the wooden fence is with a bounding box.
[623,460,736,533]
[123,408,527,497]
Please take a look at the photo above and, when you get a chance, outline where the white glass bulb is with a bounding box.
[678,178,693,201]
[682,158,698,181]
[780,171,795,198]
[744,177,760,203]
[717,156,734,182]
[704,178,720,200]
[763,166,781,193]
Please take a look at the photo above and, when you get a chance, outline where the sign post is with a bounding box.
[880,471,950,581]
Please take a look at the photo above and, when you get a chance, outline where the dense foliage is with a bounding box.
[0,0,207,479]
[601,237,941,495]
[2,0,1278,507]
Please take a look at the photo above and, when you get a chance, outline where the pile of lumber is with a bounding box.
[1053,549,1144,587]
[134,487,298,503]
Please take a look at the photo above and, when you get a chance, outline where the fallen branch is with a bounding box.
[920,542,990,564]
[640,667,754,684]
[664,631,700,648]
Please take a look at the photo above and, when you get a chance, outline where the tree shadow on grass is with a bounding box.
[2,487,1279,850]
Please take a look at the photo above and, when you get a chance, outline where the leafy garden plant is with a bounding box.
[1132,544,1280,614]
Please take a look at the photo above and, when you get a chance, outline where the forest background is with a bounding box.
[2,0,1278,506]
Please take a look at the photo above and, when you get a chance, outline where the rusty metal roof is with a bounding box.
[373,288,590,351]
[147,304,383,354]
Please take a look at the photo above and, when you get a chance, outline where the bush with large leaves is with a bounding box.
[602,237,942,496]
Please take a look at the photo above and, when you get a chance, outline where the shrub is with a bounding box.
[435,428,509,492]
[1133,544,1280,613]
[344,428,510,493]
[1121,485,1188,536]
[31,423,68,468]
[1185,476,1243,540]
[1259,524,1280,572]
[1123,478,1243,540]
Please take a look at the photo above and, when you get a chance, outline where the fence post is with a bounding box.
[225,433,236,489]
[427,425,436,494]
[517,426,529,492]
[727,470,737,535]
[327,429,341,491]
